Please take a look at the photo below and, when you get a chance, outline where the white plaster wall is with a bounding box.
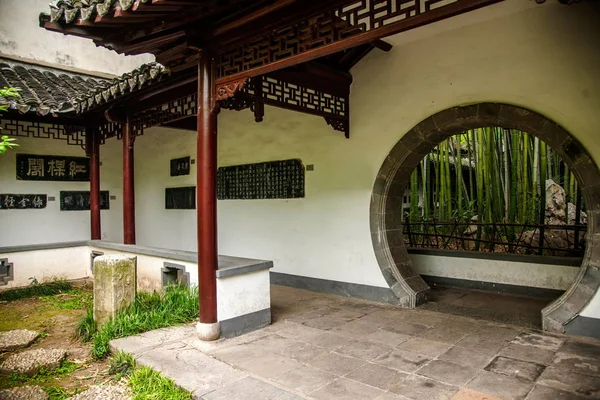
[0,134,123,246]
[0,246,89,287]
[0,0,154,76]
[409,254,578,291]
[131,1,600,292]
[217,271,270,321]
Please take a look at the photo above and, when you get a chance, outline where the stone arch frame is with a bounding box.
[370,102,600,333]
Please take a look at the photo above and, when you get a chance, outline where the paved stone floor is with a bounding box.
[423,286,553,329]
[112,285,600,400]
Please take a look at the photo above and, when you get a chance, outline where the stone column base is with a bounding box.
[196,321,221,341]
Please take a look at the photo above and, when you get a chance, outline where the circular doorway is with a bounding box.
[370,102,600,333]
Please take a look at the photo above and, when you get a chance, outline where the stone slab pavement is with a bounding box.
[111,285,600,400]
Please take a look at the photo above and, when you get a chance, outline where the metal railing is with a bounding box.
[403,220,587,257]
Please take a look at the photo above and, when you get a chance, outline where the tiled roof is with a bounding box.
[45,0,172,24]
[0,61,168,115]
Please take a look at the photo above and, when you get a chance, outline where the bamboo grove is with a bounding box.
[405,127,584,253]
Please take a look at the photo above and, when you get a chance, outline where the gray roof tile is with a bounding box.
[0,60,168,115]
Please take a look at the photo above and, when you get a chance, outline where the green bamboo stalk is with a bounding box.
[522,132,529,224]
[410,168,418,222]
[485,128,493,225]
[435,145,441,219]
[532,136,539,222]
[540,141,548,224]
[476,128,485,224]
[503,130,510,221]
[564,164,570,202]
[445,141,452,219]
[468,130,474,205]
[510,130,518,226]
[421,155,429,220]
[570,172,576,204]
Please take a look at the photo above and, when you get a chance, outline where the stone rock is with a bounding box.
[0,348,67,376]
[67,381,131,400]
[0,329,40,352]
[568,202,587,224]
[0,385,48,400]
[93,255,137,326]
[546,179,567,222]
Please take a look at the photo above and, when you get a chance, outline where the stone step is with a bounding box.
[0,348,67,376]
[0,329,40,352]
[0,385,48,400]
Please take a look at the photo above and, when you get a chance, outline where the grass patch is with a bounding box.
[43,386,82,400]
[109,351,136,380]
[129,366,191,400]
[0,279,72,302]
[40,289,92,310]
[81,285,198,359]
[0,361,79,389]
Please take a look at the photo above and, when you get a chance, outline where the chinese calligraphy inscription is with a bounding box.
[16,154,90,181]
[0,194,47,210]
[170,156,191,177]
[60,191,110,211]
[217,159,305,200]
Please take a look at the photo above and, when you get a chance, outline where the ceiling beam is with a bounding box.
[372,40,393,52]
[215,0,501,85]
[212,0,296,37]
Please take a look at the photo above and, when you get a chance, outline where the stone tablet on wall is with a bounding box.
[170,156,190,176]
[0,194,47,210]
[165,187,195,209]
[16,154,90,182]
[60,191,109,211]
[217,159,305,200]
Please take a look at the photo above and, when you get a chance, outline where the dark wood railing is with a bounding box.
[403,220,586,257]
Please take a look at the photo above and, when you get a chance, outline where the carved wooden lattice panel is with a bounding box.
[0,119,86,146]
[131,94,197,134]
[216,0,463,79]
[258,77,346,117]
[95,121,123,141]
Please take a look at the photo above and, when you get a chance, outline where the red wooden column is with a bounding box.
[196,49,220,340]
[122,118,136,245]
[86,128,101,240]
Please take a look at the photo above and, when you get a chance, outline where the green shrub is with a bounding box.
[81,285,198,360]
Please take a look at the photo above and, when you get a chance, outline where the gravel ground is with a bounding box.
[67,380,132,400]
[0,348,67,376]
[0,385,48,400]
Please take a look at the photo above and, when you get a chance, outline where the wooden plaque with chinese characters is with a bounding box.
[170,156,191,176]
[60,191,109,211]
[16,154,90,181]
[0,194,47,210]
[217,159,305,200]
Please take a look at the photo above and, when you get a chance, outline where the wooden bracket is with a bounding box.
[215,77,249,101]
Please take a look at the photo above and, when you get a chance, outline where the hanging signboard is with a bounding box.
[0,194,47,210]
[170,156,191,176]
[16,154,90,182]
[60,191,109,211]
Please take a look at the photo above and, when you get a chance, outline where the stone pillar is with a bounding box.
[93,255,137,326]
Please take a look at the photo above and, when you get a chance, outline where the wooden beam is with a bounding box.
[372,39,392,52]
[216,0,501,85]
[212,0,296,37]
